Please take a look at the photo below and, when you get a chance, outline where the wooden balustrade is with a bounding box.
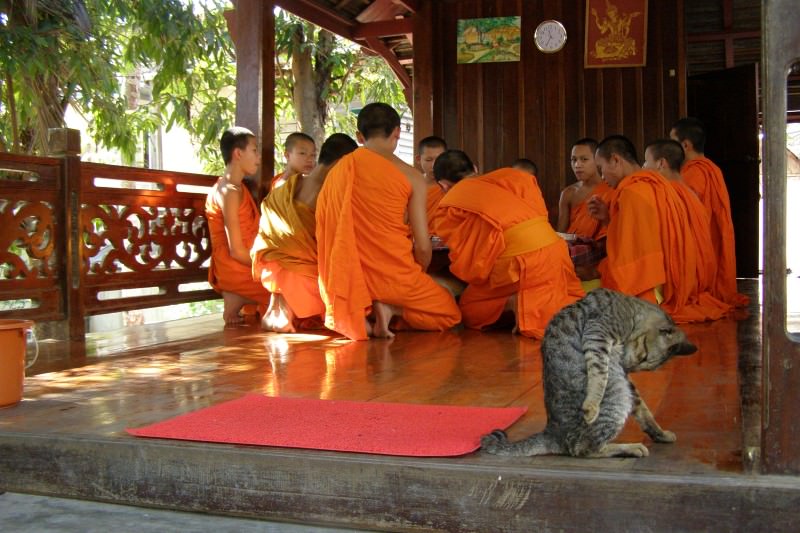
[0,145,218,340]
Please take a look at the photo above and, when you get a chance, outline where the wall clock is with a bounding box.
[534,19,567,53]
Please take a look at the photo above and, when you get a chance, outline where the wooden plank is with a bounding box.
[352,18,412,38]
[762,0,800,475]
[2,433,800,532]
[277,0,355,39]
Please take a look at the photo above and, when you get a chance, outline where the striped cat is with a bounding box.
[482,288,697,458]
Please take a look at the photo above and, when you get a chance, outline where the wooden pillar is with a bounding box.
[412,0,434,151]
[229,0,275,194]
[48,128,85,341]
[762,0,800,474]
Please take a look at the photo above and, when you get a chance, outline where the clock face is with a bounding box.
[534,20,567,53]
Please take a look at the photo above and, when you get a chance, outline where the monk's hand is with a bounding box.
[587,195,610,225]
[413,243,432,271]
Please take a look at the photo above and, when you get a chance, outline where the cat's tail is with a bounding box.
[480,429,562,456]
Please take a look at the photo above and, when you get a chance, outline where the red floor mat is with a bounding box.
[127,394,526,457]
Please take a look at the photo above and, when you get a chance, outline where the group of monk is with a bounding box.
[205,104,747,342]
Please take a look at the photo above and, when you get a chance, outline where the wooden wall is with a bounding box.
[414,0,684,218]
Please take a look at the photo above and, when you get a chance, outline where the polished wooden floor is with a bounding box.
[5,281,761,476]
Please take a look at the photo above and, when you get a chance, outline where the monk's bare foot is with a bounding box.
[222,291,253,326]
[504,293,519,334]
[372,301,401,339]
[364,318,374,337]
[262,293,297,333]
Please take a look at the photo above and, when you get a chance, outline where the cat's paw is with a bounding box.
[480,430,508,453]
[626,443,650,457]
[582,400,600,424]
[653,430,676,443]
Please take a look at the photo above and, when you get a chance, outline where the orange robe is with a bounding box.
[426,183,445,235]
[205,181,270,304]
[682,157,749,307]
[434,168,584,339]
[669,180,727,308]
[270,172,285,192]
[567,181,612,240]
[315,147,461,341]
[251,173,324,319]
[598,170,728,323]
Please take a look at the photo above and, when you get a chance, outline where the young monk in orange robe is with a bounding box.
[557,138,612,240]
[670,117,749,307]
[266,132,317,197]
[252,133,358,332]
[416,136,448,234]
[205,127,270,324]
[315,103,461,340]
[433,150,584,339]
[588,135,728,323]
[644,139,730,314]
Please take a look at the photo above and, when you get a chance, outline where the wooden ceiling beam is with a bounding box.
[391,0,417,12]
[356,0,399,23]
[353,18,413,39]
[275,0,355,39]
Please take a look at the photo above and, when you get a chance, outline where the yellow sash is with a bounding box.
[499,216,561,258]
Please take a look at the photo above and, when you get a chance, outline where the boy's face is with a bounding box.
[285,139,316,174]
[570,144,598,182]
[417,146,446,176]
[237,137,261,176]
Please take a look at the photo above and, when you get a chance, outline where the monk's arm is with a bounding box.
[220,185,253,267]
[556,186,574,232]
[407,173,432,270]
[587,194,610,226]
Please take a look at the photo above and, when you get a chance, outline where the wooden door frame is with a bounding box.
[762,0,800,474]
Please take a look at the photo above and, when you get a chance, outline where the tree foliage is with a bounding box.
[0,0,235,165]
[0,2,407,173]
[273,8,407,158]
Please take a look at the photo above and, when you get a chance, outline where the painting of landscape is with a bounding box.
[457,16,521,64]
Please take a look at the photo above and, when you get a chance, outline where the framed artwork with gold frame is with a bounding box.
[585,0,648,68]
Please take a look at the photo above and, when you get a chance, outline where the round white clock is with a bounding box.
[534,20,567,53]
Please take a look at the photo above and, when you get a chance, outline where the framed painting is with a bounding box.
[585,0,648,68]
[457,17,521,64]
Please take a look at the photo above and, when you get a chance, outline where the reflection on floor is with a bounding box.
[4,281,762,477]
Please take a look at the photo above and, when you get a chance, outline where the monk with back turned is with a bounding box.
[433,149,584,339]
[315,103,461,340]
[670,117,748,307]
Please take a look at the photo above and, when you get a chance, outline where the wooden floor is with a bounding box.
[2,279,798,532]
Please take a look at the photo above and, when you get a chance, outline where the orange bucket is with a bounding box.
[0,319,38,407]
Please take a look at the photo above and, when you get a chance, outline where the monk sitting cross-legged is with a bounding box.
[670,117,749,308]
[251,133,358,333]
[433,150,585,339]
[315,103,462,340]
[205,126,271,325]
[587,135,728,323]
[557,137,612,240]
[643,139,730,316]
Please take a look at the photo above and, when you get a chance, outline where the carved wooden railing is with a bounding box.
[0,150,217,340]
